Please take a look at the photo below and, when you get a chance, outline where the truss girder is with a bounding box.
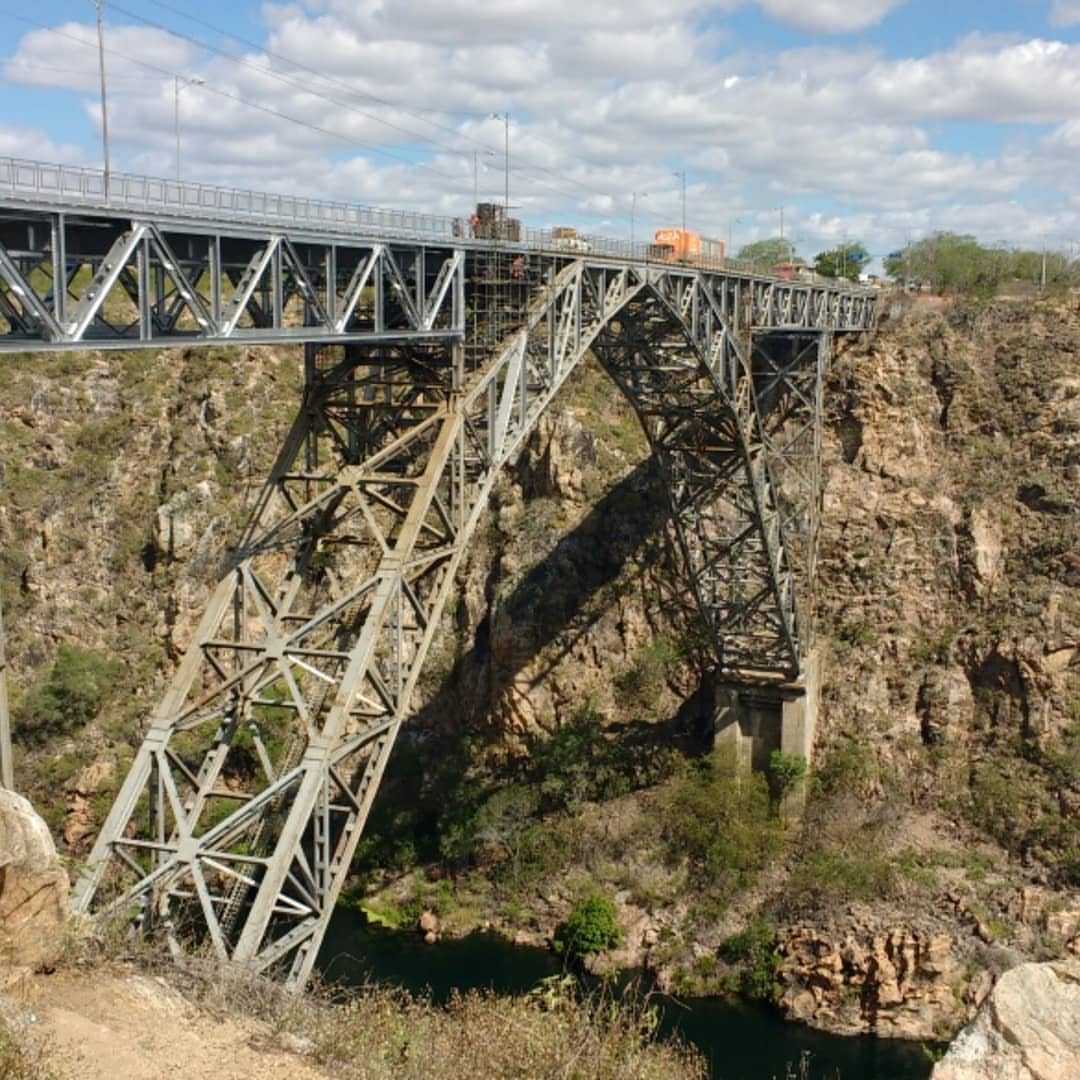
[0,197,875,353]
[0,219,466,350]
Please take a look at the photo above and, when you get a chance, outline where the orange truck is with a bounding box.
[652,229,725,265]
[654,227,701,261]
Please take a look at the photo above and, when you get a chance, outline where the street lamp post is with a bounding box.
[631,191,649,247]
[95,0,110,198]
[728,216,743,259]
[174,76,205,183]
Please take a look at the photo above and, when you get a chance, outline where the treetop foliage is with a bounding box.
[814,242,870,282]
[736,236,800,267]
[883,232,1079,296]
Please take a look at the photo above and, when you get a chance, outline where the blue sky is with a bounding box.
[2,1,1079,267]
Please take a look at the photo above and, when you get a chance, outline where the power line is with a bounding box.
[132,0,620,206]
[2,58,154,80]
[0,8,461,180]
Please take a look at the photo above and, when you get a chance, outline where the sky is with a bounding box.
[2,1,1080,269]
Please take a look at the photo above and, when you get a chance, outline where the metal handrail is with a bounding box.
[0,156,872,292]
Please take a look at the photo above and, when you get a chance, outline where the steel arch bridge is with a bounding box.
[0,157,876,988]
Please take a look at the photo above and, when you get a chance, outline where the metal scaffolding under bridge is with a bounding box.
[0,156,877,988]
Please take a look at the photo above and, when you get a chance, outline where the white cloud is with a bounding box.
[3,3,1078,257]
[0,126,85,164]
[756,0,907,33]
[1049,1,1080,26]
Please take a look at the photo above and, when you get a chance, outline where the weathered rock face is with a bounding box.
[0,789,69,975]
[777,925,975,1040]
[932,960,1080,1080]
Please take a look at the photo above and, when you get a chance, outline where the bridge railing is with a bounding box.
[0,156,459,242]
[0,156,871,292]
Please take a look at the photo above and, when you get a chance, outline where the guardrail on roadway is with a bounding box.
[0,156,868,290]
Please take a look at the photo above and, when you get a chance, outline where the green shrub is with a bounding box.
[14,644,121,744]
[783,846,899,914]
[658,758,781,904]
[555,895,622,959]
[766,750,807,805]
[615,635,681,709]
[718,918,781,1002]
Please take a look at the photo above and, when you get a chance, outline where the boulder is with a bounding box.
[932,961,1080,1080]
[418,909,440,944]
[0,789,69,974]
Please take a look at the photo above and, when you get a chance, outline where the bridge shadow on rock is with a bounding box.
[353,451,720,880]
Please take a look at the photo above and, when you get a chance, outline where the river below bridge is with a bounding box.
[318,912,936,1079]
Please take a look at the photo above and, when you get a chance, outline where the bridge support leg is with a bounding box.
[713,647,821,775]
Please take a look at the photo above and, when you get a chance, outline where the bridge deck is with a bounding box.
[0,156,876,352]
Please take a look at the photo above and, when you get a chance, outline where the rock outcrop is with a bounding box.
[932,960,1080,1080]
[0,789,69,977]
[778,926,974,1040]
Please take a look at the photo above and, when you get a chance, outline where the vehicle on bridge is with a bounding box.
[774,261,814,282]
[470,202,522,241]
[550,226,591,253]
[653,228,725,268]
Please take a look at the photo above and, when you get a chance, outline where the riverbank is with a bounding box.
[1,945,704,1080]
[318,911,937,1080]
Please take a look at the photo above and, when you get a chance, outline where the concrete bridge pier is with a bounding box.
[712,648,821,775]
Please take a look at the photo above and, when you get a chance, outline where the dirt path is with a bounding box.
[17,970,327,1080]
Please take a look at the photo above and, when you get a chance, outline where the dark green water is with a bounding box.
[318,911,935,1080]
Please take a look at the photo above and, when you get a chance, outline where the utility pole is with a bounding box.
[674,171,687,234]
[631,191,649,247]
[95,0,111,199]
[728,216,743,259]
[175,76,205,183]
[0,588,12,790]
[500,113,509,217]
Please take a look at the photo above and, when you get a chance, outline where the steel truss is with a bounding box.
[749,332,831,646]
[593,278,802,676]
[72,259,647,987]
[0,158,876,355]
[0,214,465,351]
[72,256,843,985]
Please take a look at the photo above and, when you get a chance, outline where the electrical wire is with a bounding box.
[0,8,462,181]
[132,0,622,206]
[100,0,625,216]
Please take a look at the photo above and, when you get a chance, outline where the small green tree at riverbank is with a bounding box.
[555,895,623,959]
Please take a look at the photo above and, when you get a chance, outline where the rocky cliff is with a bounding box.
[1,295,1077,1041]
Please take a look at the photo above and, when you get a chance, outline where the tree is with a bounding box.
[15,644,120,743]
[736,236,799,268]
[814,242,869,281]
[885,233,1080,295]
[554,895,622,958]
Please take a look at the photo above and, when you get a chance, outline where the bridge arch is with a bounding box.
[68,257,846,988]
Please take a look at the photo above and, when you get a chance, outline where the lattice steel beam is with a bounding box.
[72,260,645,988]
[69,242,861,988]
